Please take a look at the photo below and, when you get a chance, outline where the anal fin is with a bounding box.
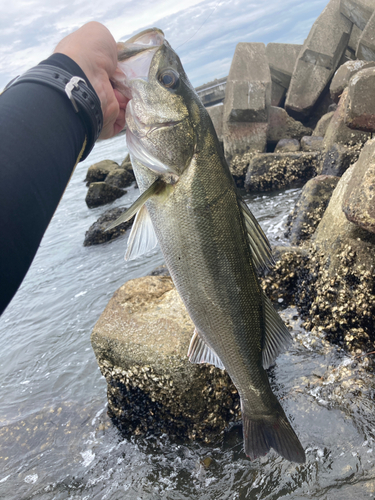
[188,328,225,370]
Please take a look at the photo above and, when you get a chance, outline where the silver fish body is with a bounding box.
[111,29,305,463]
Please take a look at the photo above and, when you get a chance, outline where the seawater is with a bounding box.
[1,136,375,499]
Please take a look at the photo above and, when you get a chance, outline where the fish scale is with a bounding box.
[110,27,306,463]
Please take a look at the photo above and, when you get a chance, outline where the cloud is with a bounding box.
[0,0,329,88]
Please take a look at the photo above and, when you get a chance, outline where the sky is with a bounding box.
[0,0,330,90]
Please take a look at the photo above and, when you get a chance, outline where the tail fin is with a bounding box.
[242,410,305,464]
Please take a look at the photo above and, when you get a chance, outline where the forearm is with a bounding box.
[0,54,89,315]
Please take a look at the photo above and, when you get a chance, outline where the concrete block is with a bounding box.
[345,67,375,131]
[330,59,375,101]
[223,43,270,163]
[357,10,375,60]
[348,23,363,52]
[206,104,223,141]
[340,0,375,30]
[286,0,353,119]
[266,43,302,89]
[271,80,287,107]
[224,122,268,179]
[223,42,271,124]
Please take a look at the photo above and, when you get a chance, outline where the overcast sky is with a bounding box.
[0,0,329,89]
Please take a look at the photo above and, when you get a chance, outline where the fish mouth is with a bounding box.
[112,28,165,99]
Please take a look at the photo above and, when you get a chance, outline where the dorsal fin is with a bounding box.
[262,293,292,369]
[238,197,275,273]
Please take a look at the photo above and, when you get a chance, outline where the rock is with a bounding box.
[223,43,271,163]
[274,138,300,153]
[265,43,302,106]
[244,152,318,192]
[85,160,120,186]
[321,142,360,176]
[342,138,375,233]
[344,67,375,131]
[207,104,223,141]
[105,168,134,189]
[299,163,375,342]
[83,207,133,246]
[357,10,375,60]
[330,59,375,102]
[260,247,309,306]
[285,175,340,245]
[91,276,240,441]
[267,106,313,145]
[85,182,126,209]
[328,103,338,112]
[313,111,335,137]
[121,154,131,168]
[301,136,324,152]
[340,0,375,30]
[323,88,370,152]
[285,0,353,119]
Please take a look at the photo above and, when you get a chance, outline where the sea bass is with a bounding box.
[109,28,305,463]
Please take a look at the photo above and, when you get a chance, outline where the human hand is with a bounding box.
[54,22,128,139]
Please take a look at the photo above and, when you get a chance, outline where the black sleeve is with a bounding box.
[0,54,95,315]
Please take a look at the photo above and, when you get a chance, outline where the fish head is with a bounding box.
[113,28,199,177]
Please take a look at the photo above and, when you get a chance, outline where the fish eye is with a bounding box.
[158,69,179,90]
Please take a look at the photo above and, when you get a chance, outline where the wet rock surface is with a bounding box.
[345,67,375,131]
[312,111,334,137]
[285,175,339,245]
[300,135,324,152]
[342,138,375,233]
[83,207,133,246]
[85,160,120,186]
[320,142,359,176]
[85,182,126,209]
[274,138,300,153]
[91,276,241,442]
[105,168,134,189]
[245,152,318,192]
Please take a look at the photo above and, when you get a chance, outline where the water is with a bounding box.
[1,136,375,498]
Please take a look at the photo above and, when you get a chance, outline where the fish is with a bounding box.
[109,28,305,463]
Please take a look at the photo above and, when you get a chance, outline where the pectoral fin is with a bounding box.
[262,293,292,369]
[105,178,164,231]
[125,205,158,260]
[239,197,275,273]
[188,328,225,370]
